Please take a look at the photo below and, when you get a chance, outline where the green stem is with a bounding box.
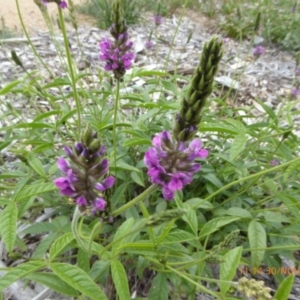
[113,80,120,180]
[166,265,221,299]
[58,8,81,136]
[163,0,188,71]
[111,184,158,217]
[196,157,300,208]
[71,206,88,252]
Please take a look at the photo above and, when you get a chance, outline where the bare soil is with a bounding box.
[0,0,91,35]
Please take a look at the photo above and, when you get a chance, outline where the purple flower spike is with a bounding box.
[291,87,300,98]
[253,45,265,57]
[57,157,70,173]
[153,15,163,26]
[295,67,300,76]
[76,195,87,206]
[53,130,114,218]
[145,41,154,49]
[270,159,279,166]
[94,198,106,211]
[59,0,68,8]
[42,0,68,9]
[144,130,208,200]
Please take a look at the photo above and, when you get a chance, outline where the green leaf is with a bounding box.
[21,222,57,234]
[137,108,160,124]
[112,218,135,255]
[255,98,277,122]
[26,272,79,297]
[77,248,91,274]
[0,261,46,292]
[226,207,252,219]
[134,69,169,77]
[220,246,242,295]
[230,133,247,161]
[161,80,178,95]
[111,260,131,300]
[89,261,111,281]
[111,161,140,173]
[0,80,20,95]
[0,202,18,252]
[182,204,198,236]
[15,182,57,202]
[27,152,46,177]
[248,220,266,268]
[225,119,246,134]
[33,110,60,122]
[50,263,107,300]
[123,138,151,147]
[131,171,145,187]
[274,274,295,300]
[186,198,214,210]
[148,273,168,300]
[50,232,74,261]
[199,217,240,239]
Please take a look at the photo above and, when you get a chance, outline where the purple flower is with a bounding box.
[94,176,115,191]
[57,157,70,173]
[253,45,265,57]
[153,15,163,26]
[42,0,68,9]
[270,159,279,166]
[144,130,208,200]
[145,41,154,49]
[99,38,134,76]
[291,87,300,98]
[59,0,68,8]
[295,67,300,76]
[76,195,87,206]
[53,177,77,197]
[94,198,106,211]
[53,137,114,218]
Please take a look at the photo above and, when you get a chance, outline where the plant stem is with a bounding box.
[113,80,120,180]
[197,157,300,207]
[166,265,221,298]
[111,184,158,217]
[58,8,81,136]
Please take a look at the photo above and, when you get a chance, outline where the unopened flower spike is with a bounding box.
[173,36,223,142]
[53,125,115,219]
[99,0,134,79]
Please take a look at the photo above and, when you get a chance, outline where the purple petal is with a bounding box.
[94,198,106,211]
[53,177,70,190]
[60,187,77,197]
[63,146,72,157]
[162,186,174,200]
[57,157,70,173]
[59,0,68,8]
[103,176,115,189]
[197,149,209,158]
[76,195,87,206]
[168,175,183,191]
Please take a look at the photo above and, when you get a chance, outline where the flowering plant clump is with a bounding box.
[42,0,68,9]
[144,131,208,200]
[99,0,134,79]
[53,126,115,217]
